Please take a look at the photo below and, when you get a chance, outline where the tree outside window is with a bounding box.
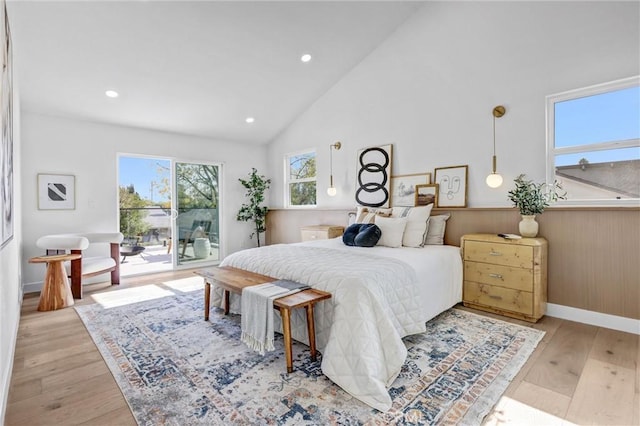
[119,185,150,242]
[286,151,316,207]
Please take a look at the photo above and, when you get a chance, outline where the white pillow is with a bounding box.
[424,213,450,245]
[355,206,393,224]
[391,205,433,247]
[375,216,407,248]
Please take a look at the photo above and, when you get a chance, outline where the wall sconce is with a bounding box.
[486,105,506,188]
[327,141,342,196]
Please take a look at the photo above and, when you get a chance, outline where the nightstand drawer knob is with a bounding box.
[489,273,503,279]
[489,250,502,256]
[489,295,503,300]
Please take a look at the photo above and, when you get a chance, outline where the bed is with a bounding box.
[211,237,462,411]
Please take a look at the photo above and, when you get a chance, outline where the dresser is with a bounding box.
[461,233,548,323]
[300,225,344,242]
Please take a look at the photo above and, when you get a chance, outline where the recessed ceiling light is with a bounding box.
[300,54,312,63]
[105,90,119,98]
[245,117,255,124]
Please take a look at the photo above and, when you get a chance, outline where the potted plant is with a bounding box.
[507,174,566,237]
[236,168,271,247]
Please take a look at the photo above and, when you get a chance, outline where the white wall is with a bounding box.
[21,112,268,286]
[0,84,21,425]
[266,1,640,209]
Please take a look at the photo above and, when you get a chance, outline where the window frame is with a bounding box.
[545,76,640,206]
[284,148,317,209]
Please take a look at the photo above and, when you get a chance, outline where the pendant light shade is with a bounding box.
[486,105,505,188]
[486,172,503,188]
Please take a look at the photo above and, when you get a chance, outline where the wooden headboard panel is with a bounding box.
[266,207,520,246]
[266,207,640,320]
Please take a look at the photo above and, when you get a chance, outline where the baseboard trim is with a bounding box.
[23,281,43,295]
[547,303,640,335]
[0,298,21,425]
[23,275,110,295]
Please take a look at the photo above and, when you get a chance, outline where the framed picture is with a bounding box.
[390,173,431,207]
[434,165,468,208]
[355,144,393,208]
[415,183,438,206]
[38,174,75,210]
[0,2,13,249]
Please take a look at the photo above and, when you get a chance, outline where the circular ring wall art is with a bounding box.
[355,144,392,208]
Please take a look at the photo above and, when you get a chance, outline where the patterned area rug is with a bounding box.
[75,285,544,425]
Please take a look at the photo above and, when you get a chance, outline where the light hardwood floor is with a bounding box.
[5,271,639,425]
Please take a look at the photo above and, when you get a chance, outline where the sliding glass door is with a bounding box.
[118,155,173,277]
[174,161,221,267]
[118,155,221,274]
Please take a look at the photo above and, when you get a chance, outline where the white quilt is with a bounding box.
[213,240,462,411]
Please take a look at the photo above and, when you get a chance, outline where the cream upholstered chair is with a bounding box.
[35,232,124,299]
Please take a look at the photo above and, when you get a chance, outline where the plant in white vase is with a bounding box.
[507,174,566,237]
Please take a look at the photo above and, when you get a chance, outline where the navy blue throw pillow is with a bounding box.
[354,224,381,247]
[342,223,362,246]
[342,223,381,247]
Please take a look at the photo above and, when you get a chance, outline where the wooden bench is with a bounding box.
[196,266,331,373]
[273,289,331,373]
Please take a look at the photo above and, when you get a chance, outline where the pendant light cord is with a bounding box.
[492,115,497,173]
[329,144,333,186]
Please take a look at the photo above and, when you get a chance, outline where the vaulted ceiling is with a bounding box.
[8,1,421,144]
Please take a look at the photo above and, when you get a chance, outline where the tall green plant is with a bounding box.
[119,185,150,241]
[236,168,271,247]
[507,174,566,215]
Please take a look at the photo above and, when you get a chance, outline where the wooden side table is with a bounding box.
[300,225,344,242]
[29,254,81,311]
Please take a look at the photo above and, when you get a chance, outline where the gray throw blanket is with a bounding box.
[240,280,309,355]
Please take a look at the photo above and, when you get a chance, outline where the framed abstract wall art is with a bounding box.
[390,173,431,207]
[0,0,12,249]
[434,165,468,207]
[38,174,76,210]
[355,144,392,208]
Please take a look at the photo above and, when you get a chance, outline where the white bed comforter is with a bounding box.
[214,241,461,411]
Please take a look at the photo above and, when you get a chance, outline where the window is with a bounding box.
[285,150,316,207]
[546,76,639,204]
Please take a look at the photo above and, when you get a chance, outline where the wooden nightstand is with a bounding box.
[461,233,547,323]
[300,225,344,242]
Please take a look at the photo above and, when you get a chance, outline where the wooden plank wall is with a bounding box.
[266,207,640,320]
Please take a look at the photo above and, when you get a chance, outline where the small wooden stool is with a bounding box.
[273,289,331,373]
[29,253,81,311]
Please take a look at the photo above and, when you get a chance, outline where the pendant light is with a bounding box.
[486,105,505,188]
[327,141,341,196]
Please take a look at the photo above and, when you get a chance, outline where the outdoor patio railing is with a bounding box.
[119,207,219,247]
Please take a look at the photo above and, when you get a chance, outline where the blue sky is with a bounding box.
[555,85,639,166]
[119,157,170,203]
